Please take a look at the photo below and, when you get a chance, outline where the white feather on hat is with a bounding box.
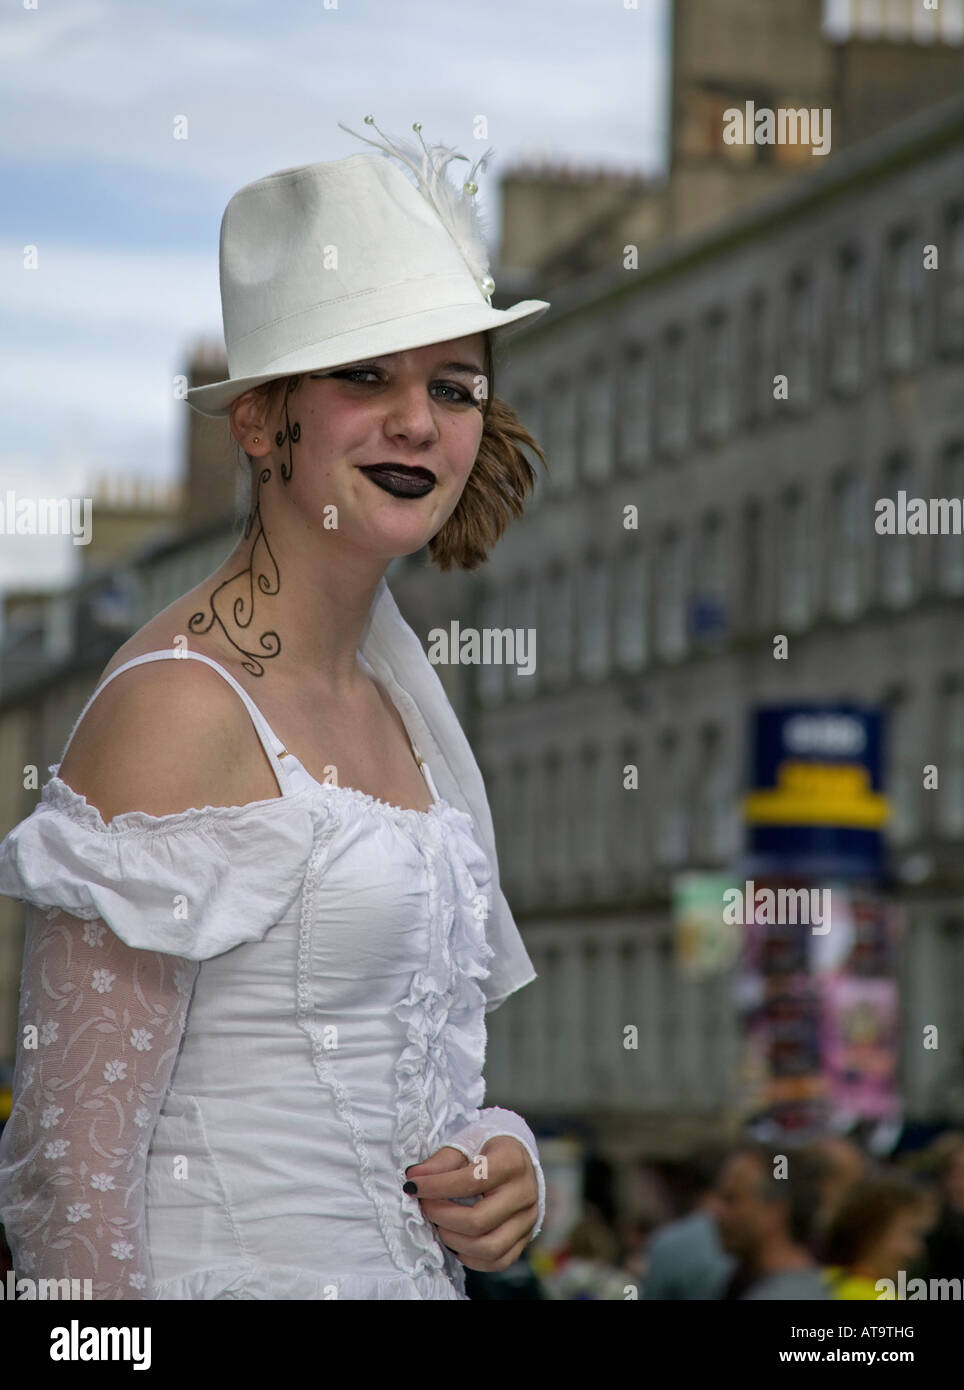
[338,116,497,303]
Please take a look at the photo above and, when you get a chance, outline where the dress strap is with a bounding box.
[61,650,294,795]
[356,649,429,779]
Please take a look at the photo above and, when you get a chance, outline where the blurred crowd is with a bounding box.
[465,1129,964,1300]
[4,1127,962,1300]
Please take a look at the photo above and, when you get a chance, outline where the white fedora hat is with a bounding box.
[185,117,551,418]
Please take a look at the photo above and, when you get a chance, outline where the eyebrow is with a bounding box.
[437,361,485,376]
[342,357,484,376]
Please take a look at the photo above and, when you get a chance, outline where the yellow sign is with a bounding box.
[742,761,890,829]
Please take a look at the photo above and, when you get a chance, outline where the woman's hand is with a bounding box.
[405,1136,540,1272]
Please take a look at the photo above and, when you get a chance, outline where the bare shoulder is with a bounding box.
[57,658,283,823]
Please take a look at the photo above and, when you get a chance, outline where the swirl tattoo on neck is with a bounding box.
[188,377,301,677]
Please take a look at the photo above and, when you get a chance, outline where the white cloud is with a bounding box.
[0,240,219,483]
[1,0,668,179]
[0,3,110,65]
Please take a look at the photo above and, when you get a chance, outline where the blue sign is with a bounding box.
[741,704,889,879]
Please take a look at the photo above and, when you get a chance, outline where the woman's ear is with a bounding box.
[229,390,272,457]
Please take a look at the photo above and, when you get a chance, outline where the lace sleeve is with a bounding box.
[0,904,198,1299]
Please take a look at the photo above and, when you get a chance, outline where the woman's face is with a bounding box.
[943,1150,964,1211]
[243,332,487,564]
[859,1203,931,1280]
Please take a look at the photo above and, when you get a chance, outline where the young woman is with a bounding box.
[0,120,551,1299]
[820,1175,936,1299]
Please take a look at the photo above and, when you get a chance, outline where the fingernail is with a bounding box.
[402,1180,418,1195]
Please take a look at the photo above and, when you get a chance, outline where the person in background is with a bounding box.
[541,1210,635,1300]
[921,1131,964,1282]
[463,1251,545,1300]
[803,1135,868,1249]
[714,1143,832,1299]
[618,1213,658,1292]
[641,1149,736,1299]
[821,1173,935,1299]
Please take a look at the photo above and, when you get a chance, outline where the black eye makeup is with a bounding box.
[309,366,479,405]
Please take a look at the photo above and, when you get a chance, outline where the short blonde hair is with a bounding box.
[239,334,547,571]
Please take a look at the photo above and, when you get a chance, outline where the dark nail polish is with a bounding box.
[402,1180,418,1195]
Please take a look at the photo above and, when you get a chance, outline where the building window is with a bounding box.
[510,570,539,699]
[938,442,964,595]
[538,749,566,891]
[497,764,513,853]
[477,581,505,707]
[828,469,866,621]
[617,344,653,472]
[740,497,767,632]
[576,551,609,681]
[619,738,647,882]
[541,562,573,687]
[691,512,727,647]
[938,684,964,839]
[700,308,733,442]
[656,730,687,867]
[657,324,689,455]
[578,744,608,884]
[879,454,916,609]
[785,269,813,409]
[580,360,615,483]
[544,372,577,494]
[507,760,529,887]
[655,527,687,660]
[884,689,918,846]
[519,757,540,905]
[882,227,921,373]
[939,203,964,356]
[516,391,545,511]
[695,724,738,863]
[831,246,866,394]
[777,488,811,630]
[589,745,609,881]
[743,290,768,427]
[615,545,648,671]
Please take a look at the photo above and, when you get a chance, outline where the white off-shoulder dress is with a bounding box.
[0,649,544,1300]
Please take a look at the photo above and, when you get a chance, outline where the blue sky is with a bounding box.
[0,0,671,599]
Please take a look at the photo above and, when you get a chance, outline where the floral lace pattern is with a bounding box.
[0,904,198,1299]
[0,763,546,1297]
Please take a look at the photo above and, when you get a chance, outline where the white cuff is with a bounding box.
[443,1106,545,1244]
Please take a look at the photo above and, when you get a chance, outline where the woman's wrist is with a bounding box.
[442,1107,546,1242]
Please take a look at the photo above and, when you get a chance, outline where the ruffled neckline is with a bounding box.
[42,762,479,838]
[286,762,476,832]
[42,765,319,834]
